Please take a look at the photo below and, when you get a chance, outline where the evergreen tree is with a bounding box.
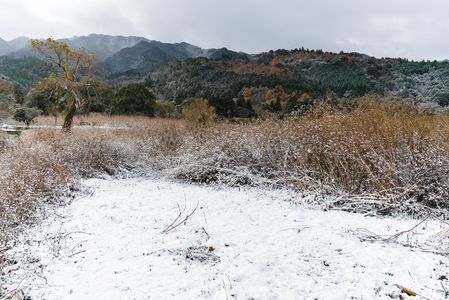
[112,83,155,116]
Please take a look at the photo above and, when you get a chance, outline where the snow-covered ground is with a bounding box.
[2,178,449,299]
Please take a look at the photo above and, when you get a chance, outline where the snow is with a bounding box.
[2,177,449,299]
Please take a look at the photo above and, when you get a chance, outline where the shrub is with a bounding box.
[174,98,449,210]
[181,98,216,125]
[13,107,40,126]
[153,100,176,118]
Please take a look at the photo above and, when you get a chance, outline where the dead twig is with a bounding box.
[67,239,88,256]
[201,226,210,240]
[162,200,199,234]
[161,203,183,234]
[68,250,87,258]
[441,281,449,298]
[0,276,27,300]
[356,213,432,243]
[355,212,449,257]
[221,277,229,300]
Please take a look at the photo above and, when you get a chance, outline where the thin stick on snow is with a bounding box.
[441,281,448,297]
[68,250,87,258]
[201,227,210,240]
[162,201,199,234]
[68,239,88,256]
[161,203,182,234]
[356,213,432,243]
[0,276,27,300]
[202,210,210,233]
[355,211,449,257]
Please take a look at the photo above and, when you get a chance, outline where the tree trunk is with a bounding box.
[62,101,76,132]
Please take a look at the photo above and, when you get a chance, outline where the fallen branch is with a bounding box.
[357,214,432,243]
[355,212,449,256]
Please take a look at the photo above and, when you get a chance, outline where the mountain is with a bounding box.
[60,34,148,62]
[0,38,13,56]
[2,34,247,76]
[104,40,247,74]
[5,34,148,62]
[104,41,202,74]
[8,37,31,51]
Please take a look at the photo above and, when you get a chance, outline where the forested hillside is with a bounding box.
[0,56,51,85]
[148,49,449,113]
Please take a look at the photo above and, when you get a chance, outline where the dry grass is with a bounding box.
[32,114,185,128]
[1,97,449,251]
[0,125,183,248]
[286,101,449,193]
[172,99,449,207]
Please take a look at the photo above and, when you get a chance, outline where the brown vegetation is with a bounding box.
[1,97,449,253]
[181,98,216,126]
[28,114,185,128]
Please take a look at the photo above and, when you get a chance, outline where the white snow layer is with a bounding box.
[3,178,449,300]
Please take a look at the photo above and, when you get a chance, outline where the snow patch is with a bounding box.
[2,178,449,299]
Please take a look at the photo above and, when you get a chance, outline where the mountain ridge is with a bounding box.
[104,40,244,74]
[0,33,244,68]
[3,34,150,62]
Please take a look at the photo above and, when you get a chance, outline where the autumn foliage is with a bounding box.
[181,98,216,125]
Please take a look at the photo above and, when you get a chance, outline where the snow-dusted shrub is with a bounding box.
[0,137,75,243]
[0,127,162,244]
[172,99,449,205]
[286,101,449,195]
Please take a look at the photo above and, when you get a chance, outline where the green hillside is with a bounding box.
[147,49,449,109]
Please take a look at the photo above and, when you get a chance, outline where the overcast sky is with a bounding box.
[1,0,449,60]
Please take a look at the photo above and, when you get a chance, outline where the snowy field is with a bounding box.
[2,177,449,299]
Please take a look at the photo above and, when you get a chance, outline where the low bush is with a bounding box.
[0,125,182,245]
[173,98,449,211]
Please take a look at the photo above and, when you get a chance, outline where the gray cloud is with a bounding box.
[1,0,449,60]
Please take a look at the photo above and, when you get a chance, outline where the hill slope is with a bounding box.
[147,49,449,106]
[0,56,51,85]
[104,40,244,74]
[5,34,147,62]
[60,34,148,62]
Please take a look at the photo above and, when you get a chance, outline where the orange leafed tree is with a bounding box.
[32,38,95,132]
